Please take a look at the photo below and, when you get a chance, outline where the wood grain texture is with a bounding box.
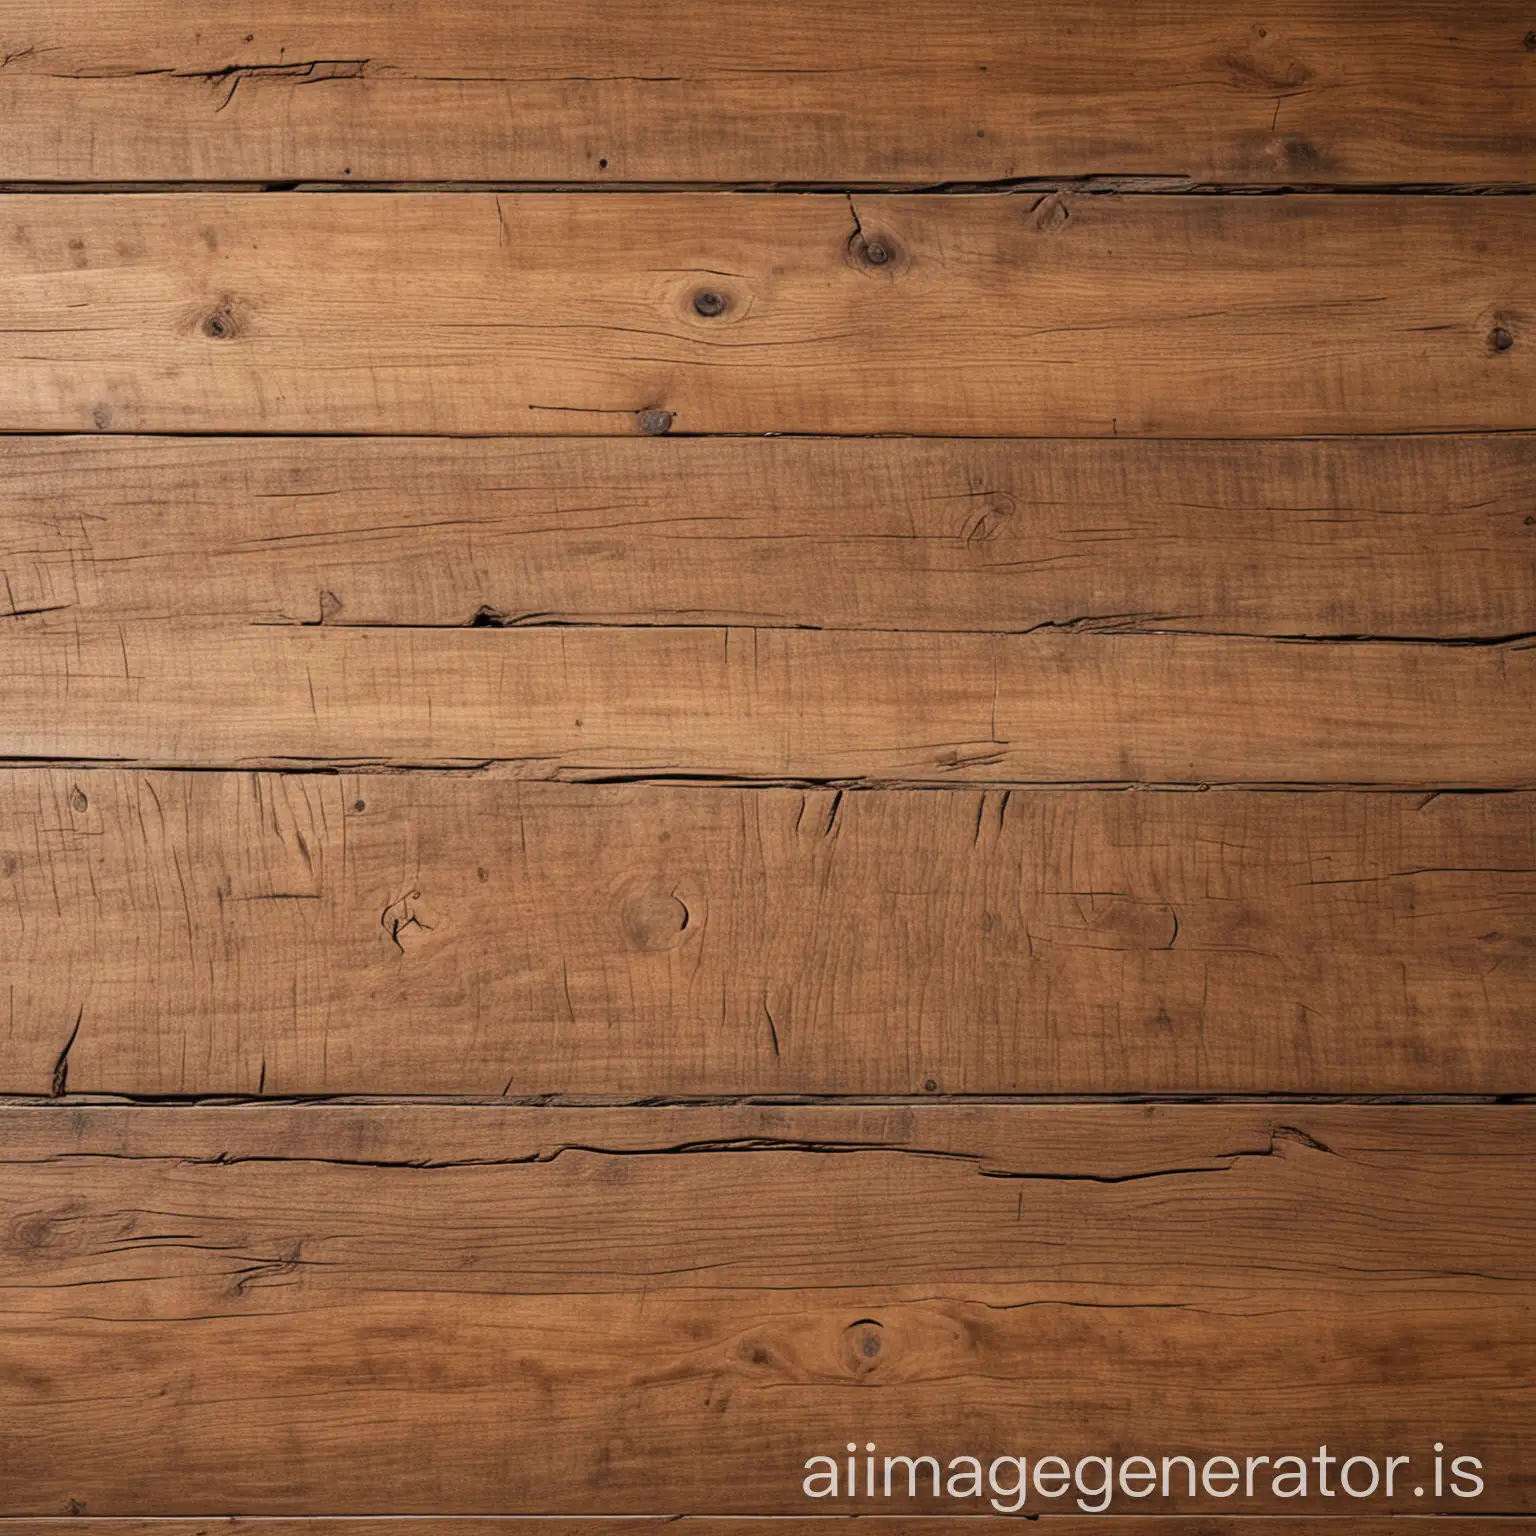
[6,773,1532,1097]
[5,620,1531,783]
[4,434,1533,638]
[0,2,1530,184]
[1,194,1531,436]
[12,1527,1533,1536]
[0,1103,1529,1513]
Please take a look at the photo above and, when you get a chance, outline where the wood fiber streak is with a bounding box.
[0,195,1531,436]
[4,621,1531,783]
[2,434,1533,637]
[0,1,1529,183]
[0,1105,1529,1513]
[4,773,1532,1097]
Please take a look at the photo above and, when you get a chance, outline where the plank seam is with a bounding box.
[6,1094,1534,1109]
[1,179,1534,196]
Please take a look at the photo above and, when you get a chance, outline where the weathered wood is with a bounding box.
[8,1526,1528,1536]
[1,194,1530,436]
[3,620,1530,783]
[4,434,1533,638]
[0,1104,1529,1513]
[5,773,1532,1096]
[0,1,1530,184]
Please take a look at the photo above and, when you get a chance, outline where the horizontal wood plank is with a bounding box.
[9,1526,1531,1536]
[1,194,1531,435]
[5,773,1532,1096]
[0,1103,1529,1512]
[4,621,1530,783]
[0,2,1530,184]
[4,434,1533,638]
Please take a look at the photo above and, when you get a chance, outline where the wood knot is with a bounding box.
[962,492,1016,547]
[622,888,691,952]
[200,298,240,340]
[1031,194,1070,234]
[637,407,674,436]
[8,1203,86,1258]
[1489,325,1515,353]
[9,1213,54,1254]
[848,231,899,273]
[1219,41,1311,91]
[837,1318,886,1376]
[691,289,728,318]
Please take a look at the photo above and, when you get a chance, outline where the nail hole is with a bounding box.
[637,407,674,436]
[1489,326,1515,353]
[864,241,891,266]
[692,289,727,318]
[923,1078,938,1092]
[353,799,366,812]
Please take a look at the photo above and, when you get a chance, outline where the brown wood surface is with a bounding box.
[11,1527,1533,1536]
[1,194,1531,436]
[0,1,1530,184]
[4,434,1533,638]
[6,772,1532,1097]
[0,1104,1529,1514]
[2,6,1532,1519]
[5,620,1530,783]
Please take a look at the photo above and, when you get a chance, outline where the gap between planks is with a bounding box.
[0,180,1535,195]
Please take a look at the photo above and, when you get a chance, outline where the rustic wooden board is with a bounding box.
[1,194,1531,436]
[0,1104,1529,1513]
[4,434,1533,638]
[11,1526,1530,1536]
[0,2,1530,184]
[6,773,1532,1097]
[4,620,1530,783]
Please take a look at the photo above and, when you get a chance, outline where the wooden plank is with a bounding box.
[4,434,1533,638]
[10,1526,1531,1536]
[0,194,1531,436]
[3,620,1530,783]
[5,772,1532,1097]
[0,2,1530,184]
[0,1103,1529,1513]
